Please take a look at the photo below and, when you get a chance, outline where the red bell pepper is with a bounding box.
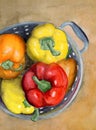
[22,62,68,108]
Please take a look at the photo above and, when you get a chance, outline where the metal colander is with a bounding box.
[0,21,89,120]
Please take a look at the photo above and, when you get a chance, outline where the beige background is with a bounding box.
[0,0,96,130]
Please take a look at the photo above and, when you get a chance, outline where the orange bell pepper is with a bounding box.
[0,34,26,79]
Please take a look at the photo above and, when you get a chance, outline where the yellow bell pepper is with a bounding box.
[27,23,68,64]
[0,77,35,114]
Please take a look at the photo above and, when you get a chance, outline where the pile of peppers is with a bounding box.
[0,23,69,121]
[22,23,69,108]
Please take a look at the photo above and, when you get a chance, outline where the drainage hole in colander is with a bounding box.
[39,107,44,110]
[13,27,17,30]
[75,76,78,82]
[25,32,30,36]
[25,28,29,31]
[72,52,75,56]
[24,25,29,28]
[64,97,68,101]
[14,31,19,34]
[39,110,44,114]
[68,54,72,58]
[71,86,75,91]
[50,107,54,110]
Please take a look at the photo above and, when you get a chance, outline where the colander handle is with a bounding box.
[59,21,89,53]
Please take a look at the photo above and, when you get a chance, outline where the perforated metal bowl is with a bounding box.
[0,21,89,120]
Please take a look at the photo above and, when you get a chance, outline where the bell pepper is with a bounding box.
[57,58,77,92]
[22,62,68,108]
[0,77,35,114]
[27,23,68,64]
[0,34,25,79]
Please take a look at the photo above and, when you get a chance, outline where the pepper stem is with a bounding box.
[40,37,60,56]
[31,108,39,122]
[47,42,60,56]
[32,76,51,92]
[1,60,23,72]
[23,99,31,108]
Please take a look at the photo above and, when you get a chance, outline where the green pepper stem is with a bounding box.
[40,37,60,56]
[11,64,23,72]
[32,76,51,92]
[1,60,23,72]
[23,99,31,108]
[47,42,60,56]
[31,108,39,122]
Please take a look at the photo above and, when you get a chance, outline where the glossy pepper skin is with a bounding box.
[22,62,68,108]
[1,77,35,114]
[0,34,25,79]
[27,23,68,64]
